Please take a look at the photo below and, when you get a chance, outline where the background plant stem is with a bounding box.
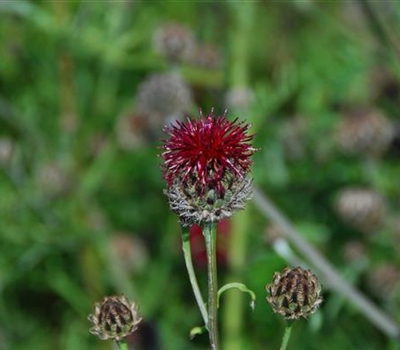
[204,222,220,350]
[181,225,208,325]
[222,210,250,350]
[222,3,255,350]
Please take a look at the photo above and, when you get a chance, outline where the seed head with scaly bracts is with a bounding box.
[266,266,323,320]
[88,295,142,341]
[161,110,258,226]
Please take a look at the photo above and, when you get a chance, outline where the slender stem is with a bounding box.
[279,322,293,350]
[181,226,209,325]
[203,222,220,350]
[116,339,129,350]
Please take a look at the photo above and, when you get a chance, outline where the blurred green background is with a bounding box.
[1,1,400,349]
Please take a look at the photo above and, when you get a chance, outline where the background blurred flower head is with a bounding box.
[335,187,386,234]
[188,43,223,70]
[336,107,394,157]
[36,162,71,198]
[115,111,149,151]
[0,137,15,167]
[153,22,195,63]
[136,73,193,131]
[366,264,400,301]
[110,233,149,274]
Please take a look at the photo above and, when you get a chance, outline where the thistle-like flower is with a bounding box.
[266,266,323,320]
[88,295,142,341]
[161,110,257,226]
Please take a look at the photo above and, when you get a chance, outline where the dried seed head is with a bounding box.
[88,295,142,341]
[266,266,323,320]
[335,187,386,233]
[153,22,195,63]
[336,108,394,157]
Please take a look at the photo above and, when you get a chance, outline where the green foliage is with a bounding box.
[1,1,400,349]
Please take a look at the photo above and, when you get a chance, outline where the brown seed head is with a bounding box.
[266,266,322,320]
[88,295,142,341]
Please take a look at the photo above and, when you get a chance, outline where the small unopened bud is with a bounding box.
[266,266,323,320]
[88,295,142,341]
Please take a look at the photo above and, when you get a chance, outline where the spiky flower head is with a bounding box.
[88,295,142,341]
[266,266,323,320]
[161,110,257,226]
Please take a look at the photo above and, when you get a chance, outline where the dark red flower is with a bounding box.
[162,110,256,195]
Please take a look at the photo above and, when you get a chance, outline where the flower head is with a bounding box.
[88,295,142,341]
[161,110,257,225]
[266,266,323,320]
[162,110,256,194]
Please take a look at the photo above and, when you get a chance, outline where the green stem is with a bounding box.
[203,222,220,350]
[279,322,293,350]
[117,339,129,350]
[181,226,208,325]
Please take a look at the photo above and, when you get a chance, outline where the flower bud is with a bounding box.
[88,295,142,341]
[266,266,323,320]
